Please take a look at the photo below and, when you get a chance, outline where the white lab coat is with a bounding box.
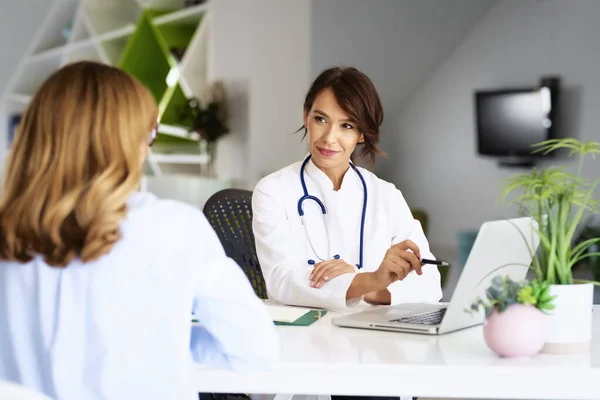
[252,157,443,313]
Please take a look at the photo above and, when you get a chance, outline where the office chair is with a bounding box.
[202,189,271,400]
[202,188,268,299]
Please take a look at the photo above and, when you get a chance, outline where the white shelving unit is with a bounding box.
[0,0,211,177]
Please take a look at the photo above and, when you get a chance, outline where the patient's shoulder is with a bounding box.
[125,191,208,236]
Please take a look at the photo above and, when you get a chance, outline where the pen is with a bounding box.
[421,258,450,267]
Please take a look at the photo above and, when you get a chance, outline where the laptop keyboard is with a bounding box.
[390,307,447,325]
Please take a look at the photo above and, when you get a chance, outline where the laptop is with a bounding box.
[331,216,539,335]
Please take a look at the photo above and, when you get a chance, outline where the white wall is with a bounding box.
[0,0,52,96]
[391,0,600,261]
[247,0,311,185]
[210,0,311,189]
[0,0,53,165]
[310,0,497,177]
[207,0,252,187]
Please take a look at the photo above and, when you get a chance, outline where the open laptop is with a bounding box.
[331,216,539,335]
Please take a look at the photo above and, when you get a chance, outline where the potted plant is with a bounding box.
[180,80,230,177]
[499,138,600,354]
[469,276,555,357]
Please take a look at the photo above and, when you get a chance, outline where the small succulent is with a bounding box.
[468,275,555,318]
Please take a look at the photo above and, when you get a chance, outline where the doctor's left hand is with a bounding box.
[310,259,356,288]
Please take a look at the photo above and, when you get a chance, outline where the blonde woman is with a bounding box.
[0,61,278,400]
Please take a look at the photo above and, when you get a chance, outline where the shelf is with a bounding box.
[155,23,198,62]
[28,20,138,64]
[85,7,135,44]
[139,0,188,10]
[153,141,200,153]
[4,93,33,105]
[96,25,136,42]
[3,98,28,113]
[63,42,103,65]
[179,12,208,98]
[153,3,209,26]
[33,0,79,53]
[154,12,204,68]
[28,37,107,63]
[159,123,196,138]
[153,126,200,148]
[100,34,132,65]
[2,0,212,179]
[28,45,68,63]
[69,6,90,43]
[156,122,201,146]
[150,153,209,164]
[119,12,173,101]
[85,0,141,35]
[160,83,195,127]
[155,131,198,146]
[118,8,203,135]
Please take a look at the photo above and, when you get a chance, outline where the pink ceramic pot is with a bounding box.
[483,304,547,357]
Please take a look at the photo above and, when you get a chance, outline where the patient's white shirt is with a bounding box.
[0,192,279,400]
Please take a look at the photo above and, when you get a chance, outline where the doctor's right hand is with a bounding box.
[373,240,423,287]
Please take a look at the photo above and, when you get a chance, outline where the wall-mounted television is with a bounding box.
[475,77,560,167]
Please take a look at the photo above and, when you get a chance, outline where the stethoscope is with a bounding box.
[297,154,368,269]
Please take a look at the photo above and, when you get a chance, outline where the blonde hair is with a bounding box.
[0,61,158,267]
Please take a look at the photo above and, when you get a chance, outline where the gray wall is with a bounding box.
[0,0,52,95]
[311,0,497,178]
[391,0,600,261]
[210,0,311,188]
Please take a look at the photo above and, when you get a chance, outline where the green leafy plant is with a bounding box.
[574,216,600,281]
[188,80,229,143]
[469,275,555,318]
[499,139,600,285]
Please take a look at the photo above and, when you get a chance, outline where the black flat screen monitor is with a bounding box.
[475,88,556,158]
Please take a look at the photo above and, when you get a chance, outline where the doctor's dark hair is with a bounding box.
[300,66,385,165]
[0,61,158,267]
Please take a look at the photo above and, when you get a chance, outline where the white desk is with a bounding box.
[194,306,600,400]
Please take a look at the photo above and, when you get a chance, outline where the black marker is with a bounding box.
[421,258,450,267]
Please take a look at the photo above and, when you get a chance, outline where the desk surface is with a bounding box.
[195,305,600,399]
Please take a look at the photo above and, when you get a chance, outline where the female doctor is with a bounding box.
[252,67,442,311]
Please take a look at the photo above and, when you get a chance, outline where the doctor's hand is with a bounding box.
[373,240,423,287]
[310,259,356,288]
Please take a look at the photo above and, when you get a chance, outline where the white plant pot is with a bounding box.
[541,283,594,354]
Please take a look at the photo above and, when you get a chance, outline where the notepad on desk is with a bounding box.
[267,304,326,326]
[191,304,326,327]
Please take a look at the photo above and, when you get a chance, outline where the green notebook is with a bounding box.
[274,310,327,326]
[191,307,327,327]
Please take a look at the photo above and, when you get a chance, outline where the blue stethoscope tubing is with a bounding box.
[297,154,368,269]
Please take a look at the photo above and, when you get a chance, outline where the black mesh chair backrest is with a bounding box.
[202,189,267,299]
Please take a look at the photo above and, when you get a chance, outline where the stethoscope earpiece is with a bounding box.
[298,155,367,269]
